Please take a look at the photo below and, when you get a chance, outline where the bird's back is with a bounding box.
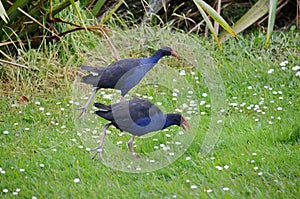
[81,57,158,96]
[95,98,166,135]
[98,58,141,88]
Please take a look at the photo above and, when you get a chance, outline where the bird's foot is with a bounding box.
[91,146,103,161]
[131,153,140,160]
[76,107,88,119]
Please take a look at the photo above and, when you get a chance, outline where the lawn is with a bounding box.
[0,25,299,198]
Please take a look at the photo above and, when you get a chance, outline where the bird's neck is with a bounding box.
[162,114,181,129]
[148,51,164,63]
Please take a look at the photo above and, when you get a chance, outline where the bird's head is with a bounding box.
[159,46,178,58]
[165,113,190,131]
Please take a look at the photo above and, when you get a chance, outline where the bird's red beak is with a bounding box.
[180,115,190,131]
[171,49,179,58]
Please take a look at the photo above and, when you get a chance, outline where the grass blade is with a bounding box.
[0,58,29,69]
[193,0,236,38]
[265,0,278,47]
[91,0,106,17]
[194,2,222,50]
[219,0,269,42]
[0,1,9,23]
[70,0,87,29]
[99,0,123,24]
[16,7,59,38]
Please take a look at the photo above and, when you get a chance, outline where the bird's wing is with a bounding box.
[95,58,140,89]
[112,98,166,134]
[95,98,165,134]
[129,98,163,122]
[103,99,150,125]
[102,59,141,80]
[107,58,141,71]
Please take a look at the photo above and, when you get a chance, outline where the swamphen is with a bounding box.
[78,46,178,118]
[92,98,190,160]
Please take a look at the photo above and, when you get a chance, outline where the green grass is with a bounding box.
[0,22,299,198]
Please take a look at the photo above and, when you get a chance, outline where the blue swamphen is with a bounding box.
[78,46,178,118]
[92,98,190,159]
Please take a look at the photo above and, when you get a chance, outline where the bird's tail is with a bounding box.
[94,103,111,111]
[80,65,105,73]
[94,103,113,120]
[80,74,100,87]
[80,65,106,87]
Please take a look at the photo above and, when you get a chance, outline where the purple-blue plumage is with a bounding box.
[81,46,178,96]
[92,98,190,159]
[94,98,189,136]
[78,46,178,119]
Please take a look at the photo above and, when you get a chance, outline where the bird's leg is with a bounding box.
[77,88,98,119]
[92,122,112,160]
[127,135,139,159]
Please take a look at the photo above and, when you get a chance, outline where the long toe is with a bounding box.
[75,106,85,111]
[91,146,98,151]
[91,148,103,160]
[76,107,87,119]
[92,151,98,160]
[80,111,86,119]
[133,153,140,160]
